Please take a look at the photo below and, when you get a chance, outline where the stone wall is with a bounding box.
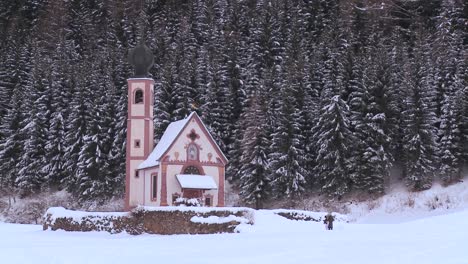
[43,206,253,235]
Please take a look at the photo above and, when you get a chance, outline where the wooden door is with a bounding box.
[183,189,201,199]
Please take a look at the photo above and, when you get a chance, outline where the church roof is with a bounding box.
[137,112,227,170]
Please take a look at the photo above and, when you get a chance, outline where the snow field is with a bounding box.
[348,181,468,223]
[1,208,468,264]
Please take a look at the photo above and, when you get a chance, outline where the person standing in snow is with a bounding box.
[323,213,335,230]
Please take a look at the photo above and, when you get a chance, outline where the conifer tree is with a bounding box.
[350,43,394,195]
[313,95,354,198]
[0,39,33,198]
[434,0,466,184]
[400,35,438,191]
[239,88,271,209]
[269,86,307,199]
[16,49,49,195]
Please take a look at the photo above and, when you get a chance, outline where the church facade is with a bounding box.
[125,78,227,210]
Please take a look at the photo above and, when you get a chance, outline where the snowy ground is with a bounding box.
[1,208,468,264]
[2,181,468,264]
[348,180,468,223]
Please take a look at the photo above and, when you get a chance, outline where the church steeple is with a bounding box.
[125,33,155,210]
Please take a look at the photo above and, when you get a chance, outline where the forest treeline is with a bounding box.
[0,0,466,207]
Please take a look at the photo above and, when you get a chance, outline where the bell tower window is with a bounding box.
[134,89,144,104]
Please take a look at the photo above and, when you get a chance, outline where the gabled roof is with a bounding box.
[138,112,227,170]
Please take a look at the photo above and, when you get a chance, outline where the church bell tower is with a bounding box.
[125,40,154,210]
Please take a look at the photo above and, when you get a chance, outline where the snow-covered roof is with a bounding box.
[138,112,227,170]
[138,112,195,169]
[176,174,218,190]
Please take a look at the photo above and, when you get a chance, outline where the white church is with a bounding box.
[124,77,227,210]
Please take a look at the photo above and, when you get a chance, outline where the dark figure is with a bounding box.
[128,40,154,78]
[323,213,335,230]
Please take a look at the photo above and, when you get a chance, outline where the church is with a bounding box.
[125,42,227,210]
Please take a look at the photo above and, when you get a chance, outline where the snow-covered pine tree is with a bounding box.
[239,87,272,209]
[269,12,308,200]
[170,18,197,121]
[62,68,88,194]
[227,25,262,184]
[0,41,17,145]
[460,83,468,172]
[42,31,76,189]
[223,1,249,182]
[313,93,354,198]
[199,0,233,154]
[400,33,438,191]
[106,40,129,197]
[73,63,109,202]
[312,21,356,197]
[347,54,371,191]
[350,38,394,195]
[269,85,307,200]
[439,90,464,185]
[152,5,183,140]
[16,47,50,196]
[434,0,466,185]
[199,51,231,153]
[386,31,407,164]
[0,39,32,199]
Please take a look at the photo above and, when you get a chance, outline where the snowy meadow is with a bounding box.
[1,208,467,264]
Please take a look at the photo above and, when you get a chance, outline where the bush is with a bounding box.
[0,200,8,211]
[0,191,124,224]
[174,197,201,207]
[4,200,47,224]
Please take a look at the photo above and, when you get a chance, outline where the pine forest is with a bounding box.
[0,0,466,208]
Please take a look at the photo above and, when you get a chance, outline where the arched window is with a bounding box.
[184,166,201,175]
[134,89,144,104]
[187,144,198,161]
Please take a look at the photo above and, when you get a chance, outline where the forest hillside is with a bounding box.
[0,0,466,208]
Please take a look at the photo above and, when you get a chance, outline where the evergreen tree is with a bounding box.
[62,68,88,194]
[269,14,308,199]
[0,38,32,198]
[239,88,271,209]
[312,95,354,198]
[350,42,394,195]
[269,85,307,199]
[16,49,49,195]
[435,0,466,184]
[400,35,438,191]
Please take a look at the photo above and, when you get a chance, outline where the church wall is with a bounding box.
[202,166,220,206]
[143,166,161,206]
[166,164,184,205]
[133,104,145,116]
[129,160,145,206]
[130,120,145,157]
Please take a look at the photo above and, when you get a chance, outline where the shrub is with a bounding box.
[174,197,201,207]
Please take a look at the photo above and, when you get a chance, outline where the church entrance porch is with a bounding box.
[175,189,212,206]
[183,189,202,199]
[175,174,217,207]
